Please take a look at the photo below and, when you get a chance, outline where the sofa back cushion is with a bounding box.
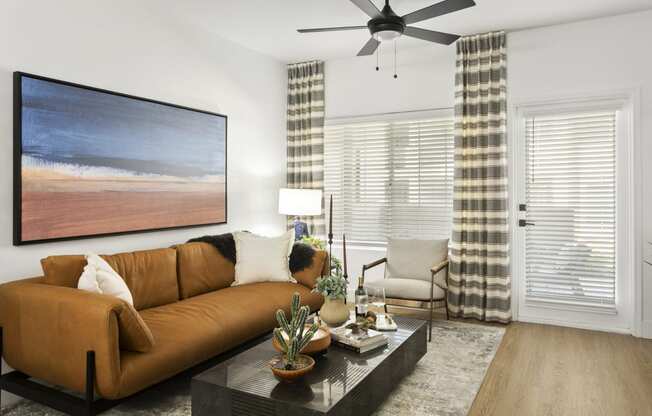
[176,242,235,299]
[41,255,86,288]
[41,248,179,310]
[292,250,328,289]
[104,248,178,310]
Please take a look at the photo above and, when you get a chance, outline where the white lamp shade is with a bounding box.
[278,188,322,216]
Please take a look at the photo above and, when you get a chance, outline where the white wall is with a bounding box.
[325,10,652,335]
[0,1,287,405]
[0,0,288,281]
[326,46,456,119]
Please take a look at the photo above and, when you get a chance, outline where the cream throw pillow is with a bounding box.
[232,230,295,286]
[78,253,134,305]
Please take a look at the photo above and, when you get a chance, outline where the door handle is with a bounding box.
[519,220,535,227]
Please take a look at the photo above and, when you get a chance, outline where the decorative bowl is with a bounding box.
[269,354,315,382]
[272,325,331,356]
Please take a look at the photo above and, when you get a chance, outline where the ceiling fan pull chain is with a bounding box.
[393,40,398,79]
[376,41,381,71]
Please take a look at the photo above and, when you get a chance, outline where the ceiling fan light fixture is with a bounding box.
[373,29,402,42]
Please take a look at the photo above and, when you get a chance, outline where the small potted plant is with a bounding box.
[312,273,349,327]
[269,293,320,382]
[300,235,349,327]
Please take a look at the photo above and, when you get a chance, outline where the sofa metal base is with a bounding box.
[0,370,116,416]
[0,326,273,415]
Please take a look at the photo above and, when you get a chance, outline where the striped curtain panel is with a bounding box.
[448,31,511,323]
[286,61,326,235]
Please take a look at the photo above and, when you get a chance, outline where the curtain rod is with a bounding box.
[325,106,453,123]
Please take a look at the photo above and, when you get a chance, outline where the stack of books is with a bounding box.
[330,326,388,354]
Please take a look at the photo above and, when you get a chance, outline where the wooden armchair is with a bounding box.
[362,238,449,341]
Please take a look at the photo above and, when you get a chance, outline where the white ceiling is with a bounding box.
[161,0,652,62]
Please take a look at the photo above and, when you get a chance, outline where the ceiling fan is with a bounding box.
[297,0,476,57]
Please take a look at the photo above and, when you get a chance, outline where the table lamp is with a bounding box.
[278,188,323,240]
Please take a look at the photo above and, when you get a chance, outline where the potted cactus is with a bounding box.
[269,292,320,381]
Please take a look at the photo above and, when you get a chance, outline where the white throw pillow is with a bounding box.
[78,253,133,305]
[232,230,295,286]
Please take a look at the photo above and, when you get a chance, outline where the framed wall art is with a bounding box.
[13,72,227,245]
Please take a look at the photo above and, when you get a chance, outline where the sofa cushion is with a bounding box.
[104,248,179,310]
[41,255,86,287]
[176,242,235,299]
[116,300,155,353]
[118,282,323,398]
[292,250,328,289]
[40,248,179,310]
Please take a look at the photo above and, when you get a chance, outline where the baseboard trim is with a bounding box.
[517,315,631,335]
[640,320,652,339]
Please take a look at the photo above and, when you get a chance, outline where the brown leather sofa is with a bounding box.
[0,242,327,404]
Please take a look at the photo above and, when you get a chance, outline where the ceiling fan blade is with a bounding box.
[350,0,383,18]
[404,27,460,45]
[298,26,368,33]
[357,37,380,56]
[402,0,476,25]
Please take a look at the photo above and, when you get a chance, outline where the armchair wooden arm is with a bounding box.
[362,257,387,278]
[430,259,450,290]
[430,259,449,275]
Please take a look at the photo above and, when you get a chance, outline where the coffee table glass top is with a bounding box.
[193,316,426,414]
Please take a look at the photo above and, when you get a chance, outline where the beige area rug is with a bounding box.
[3,320,504,416]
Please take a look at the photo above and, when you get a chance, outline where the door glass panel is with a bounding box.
[524,111,617,308]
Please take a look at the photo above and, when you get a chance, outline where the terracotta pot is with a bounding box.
[272,326,331,355]
[269,354,315,382]
[319,297,350,327]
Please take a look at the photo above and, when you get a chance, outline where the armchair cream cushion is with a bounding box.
[385,238,449,285]
[372,278,446,301]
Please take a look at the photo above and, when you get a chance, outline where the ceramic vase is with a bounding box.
[319,297,349,327]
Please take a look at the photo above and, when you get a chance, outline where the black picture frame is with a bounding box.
[13,71,228,246]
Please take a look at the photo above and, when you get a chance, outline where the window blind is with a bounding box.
[524,110,617,308]
[324,112,454,244]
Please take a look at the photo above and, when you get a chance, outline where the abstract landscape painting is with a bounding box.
[15,73,226,244]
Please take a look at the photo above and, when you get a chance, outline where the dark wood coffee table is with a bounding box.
[191,316,427,416]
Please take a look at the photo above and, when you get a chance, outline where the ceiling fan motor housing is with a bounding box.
[368,4,405,40]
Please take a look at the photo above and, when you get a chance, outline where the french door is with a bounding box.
[514,97,633,332]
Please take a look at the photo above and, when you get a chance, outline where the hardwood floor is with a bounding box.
[389,307,652,416]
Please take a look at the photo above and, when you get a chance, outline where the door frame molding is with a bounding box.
[508,87,641,335]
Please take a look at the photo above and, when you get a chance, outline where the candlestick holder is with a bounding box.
[328,194,333,274]
[342,233,348,281]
